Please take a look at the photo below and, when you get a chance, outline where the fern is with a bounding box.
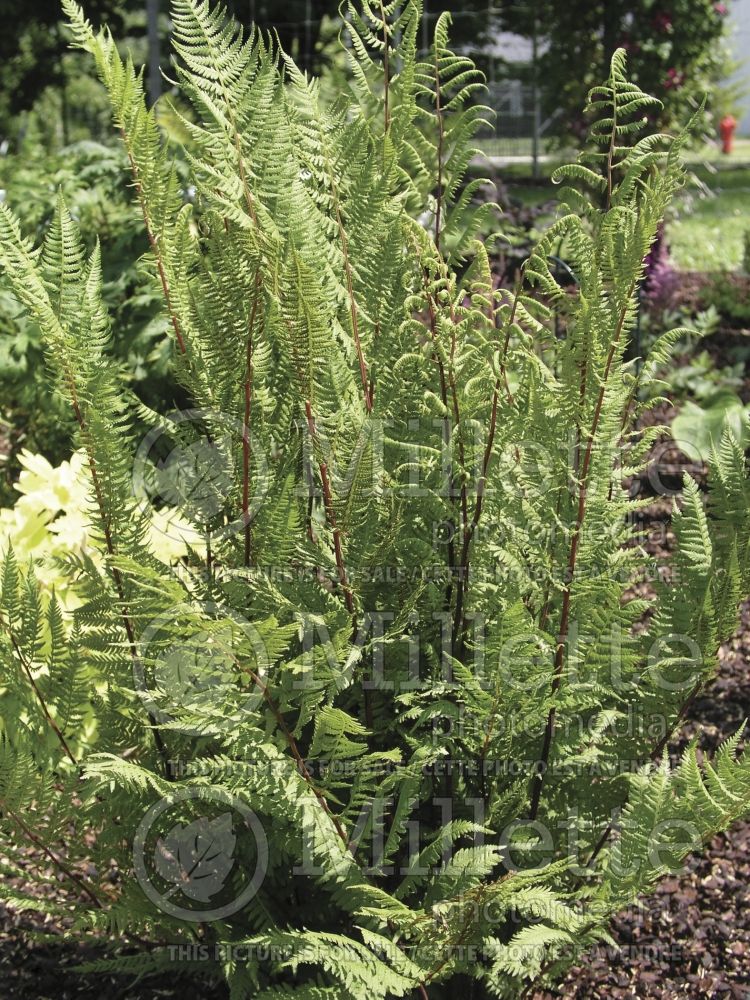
[0,7,749,998]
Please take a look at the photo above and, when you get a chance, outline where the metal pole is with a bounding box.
[304,0,312,73]
[147,0,162,107]
[488,0,495,88]
[531,11,539,179]
[57,24,70,147]
[394,3,402,70]
[487,0,495,148]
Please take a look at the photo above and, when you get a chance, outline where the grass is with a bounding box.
[669,185,749,271]
[683,137,750,166]
[479,138,750,274]
[668,139,750,271]
[477,136,750,166]
[476,136,557,159]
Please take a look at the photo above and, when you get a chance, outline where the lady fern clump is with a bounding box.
[0,3,749,997]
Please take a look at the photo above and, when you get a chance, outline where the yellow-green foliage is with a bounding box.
[0,5,748,998]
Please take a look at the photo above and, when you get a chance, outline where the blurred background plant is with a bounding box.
[509,0,739,143]
[0,447,201,607]
[0,132,196,502]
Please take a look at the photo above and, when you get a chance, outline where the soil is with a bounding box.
[3,600,748,998]
[536,600,750,999]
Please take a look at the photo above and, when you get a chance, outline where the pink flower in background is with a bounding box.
[652,11,673,30]
[664,67,685,90]
[714,3,728,15]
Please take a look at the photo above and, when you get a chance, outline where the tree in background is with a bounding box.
[0,0,503,132]
[0,0,736,146]
[0,0,127,138]
[504,0,734,141]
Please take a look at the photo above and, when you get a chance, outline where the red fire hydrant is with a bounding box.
[720,114,737,155]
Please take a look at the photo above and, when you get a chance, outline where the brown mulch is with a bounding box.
[0,936,220,1000]
[543,431,749,999]
[536,600,750,999]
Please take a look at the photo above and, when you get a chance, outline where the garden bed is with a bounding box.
[2,634,747,999]
[546,600,750,999]
[1,522,748,1000]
